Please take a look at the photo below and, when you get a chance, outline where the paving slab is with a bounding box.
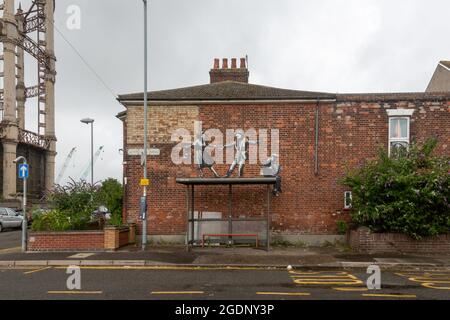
[14,260,48,267]
[47,260,81,266]
[80,260,114,266]
[112,260,146,266]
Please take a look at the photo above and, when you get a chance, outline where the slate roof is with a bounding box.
[117,81,336,102]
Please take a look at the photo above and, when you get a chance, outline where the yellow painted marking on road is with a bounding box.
[47,291,103,295]
[421,283,450,290]
[256,292,311,296]
[396,272,450,291]
[290,271,363,286]
[151,291,204,295]
[289,271,347,275]
[291,275,357,279]
[0,246,21,254]
[333,287,369,292]
[54,266,273,271]
[294,279,363,285]
[24,267,52,275]
[362,293,417,299]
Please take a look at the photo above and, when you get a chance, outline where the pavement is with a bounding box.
[0,231,448,269]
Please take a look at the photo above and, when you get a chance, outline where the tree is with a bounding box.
[98,178,123,226]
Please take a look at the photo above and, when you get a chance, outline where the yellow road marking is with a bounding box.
[294,279,363,285]
[24,267,52,275]
[421,283,450,290]
[289,271,347,275]
[151,291,204,295]
[47,291,103,295]
[289,270,363,286]
[333,287,369,292]
[396,272,450,290]
[362,293,416,299]
[256,292,311,296]
[54,266,273,271]
[291,275,355,279]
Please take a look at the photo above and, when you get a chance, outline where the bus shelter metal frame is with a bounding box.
[176,177,277,252]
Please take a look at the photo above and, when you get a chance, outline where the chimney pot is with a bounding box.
[222,58,228,69]
[240,57,246,69]
[213,58,220,69]
[231,58,237,69]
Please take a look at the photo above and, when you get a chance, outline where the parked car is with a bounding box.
[0,207,24,232]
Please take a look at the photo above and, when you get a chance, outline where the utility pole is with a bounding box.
[80,118,95,185]
[14,156,28,252]
[142,0,149,250]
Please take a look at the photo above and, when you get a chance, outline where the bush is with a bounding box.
[32,178,124,231]
[31,210,71,231]
[341,139,450,239]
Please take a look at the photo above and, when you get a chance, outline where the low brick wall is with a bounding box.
[349,227,450,254]
[28,225,135,252]
[119,228,130,247]
[28,231,105,252]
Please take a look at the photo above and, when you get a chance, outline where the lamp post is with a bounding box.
[80,118,95,185]
[141,0,149,250]
[14,156,28,252]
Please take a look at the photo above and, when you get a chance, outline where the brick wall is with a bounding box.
[28,227,133,252]
[122,98,450,237]
[28,231,104,251]
[349,227,450,254]
[126,106,198,145]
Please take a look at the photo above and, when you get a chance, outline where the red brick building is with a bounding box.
[117,58,450,245]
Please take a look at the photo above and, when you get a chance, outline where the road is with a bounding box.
[0,266,448,300]
[0,230,20,251]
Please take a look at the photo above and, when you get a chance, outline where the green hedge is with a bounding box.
[341,139,450,239]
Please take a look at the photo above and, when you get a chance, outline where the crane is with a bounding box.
[55,147,77,185]
[80,146,105,182]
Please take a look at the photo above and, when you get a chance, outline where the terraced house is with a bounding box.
[117,58,450,246]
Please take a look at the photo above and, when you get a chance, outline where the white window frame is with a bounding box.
[344,191,352,210]
[387,109,414,157]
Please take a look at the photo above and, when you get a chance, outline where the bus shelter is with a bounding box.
[176,177,277,251]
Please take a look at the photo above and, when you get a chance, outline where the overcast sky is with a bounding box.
[15,0,450,184]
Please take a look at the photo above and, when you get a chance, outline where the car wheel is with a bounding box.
[0,223,3,233]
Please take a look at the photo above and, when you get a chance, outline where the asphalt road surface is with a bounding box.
[0,266,448,300]
[0,230,21,251]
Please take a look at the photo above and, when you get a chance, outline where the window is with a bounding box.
[386,109,414,157]
[7,208,17,216]
[344,191,352,209]
[389,117,410,156]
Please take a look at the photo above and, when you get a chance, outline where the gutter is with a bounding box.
[118,98,337,107]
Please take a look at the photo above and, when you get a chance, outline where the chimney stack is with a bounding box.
[209,57,250,84]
